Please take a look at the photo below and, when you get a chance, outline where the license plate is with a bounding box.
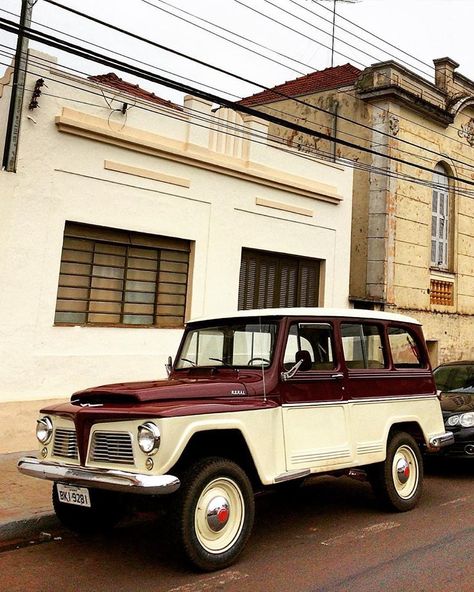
[56,483,91,508]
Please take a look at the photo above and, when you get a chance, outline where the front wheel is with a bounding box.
[369,432,423,512]
[171,457,255,571]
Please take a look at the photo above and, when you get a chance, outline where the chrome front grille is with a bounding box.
[90,431,134,465]
[53,428,78,459]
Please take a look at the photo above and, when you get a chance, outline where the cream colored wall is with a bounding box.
[0,52,353,452]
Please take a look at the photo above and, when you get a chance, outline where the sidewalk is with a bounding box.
[0,451,59,543]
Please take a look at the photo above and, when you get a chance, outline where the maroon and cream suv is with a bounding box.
[19,308,453,571]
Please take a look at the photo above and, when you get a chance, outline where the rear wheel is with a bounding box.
[52,484,125,533]
[369,432,423,512]
[171,457,255,571]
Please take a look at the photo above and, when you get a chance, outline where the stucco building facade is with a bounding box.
[0,51,353,451]
[240,57,474,365]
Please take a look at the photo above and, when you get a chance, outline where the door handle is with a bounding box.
[331,373,344,380]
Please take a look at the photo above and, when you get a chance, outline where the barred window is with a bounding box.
[54,222,190,327]
[431,164,450,269]
[238,248,320,310]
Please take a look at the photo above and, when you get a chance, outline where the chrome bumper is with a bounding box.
[17,457,180,495]
[428,431,455,450]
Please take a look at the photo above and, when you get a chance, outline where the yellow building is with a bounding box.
[240,57,474,364]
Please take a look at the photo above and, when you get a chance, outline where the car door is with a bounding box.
[280,320,353,471]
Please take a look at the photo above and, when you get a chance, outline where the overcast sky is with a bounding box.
[1,0,473,105]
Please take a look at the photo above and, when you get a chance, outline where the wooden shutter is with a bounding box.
[238,249,320,310]
[431,166,449,268]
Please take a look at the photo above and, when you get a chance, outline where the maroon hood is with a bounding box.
[71,377,253,405]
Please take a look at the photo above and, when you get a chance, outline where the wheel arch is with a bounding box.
[169,429,263,489]
[387,421,426,449]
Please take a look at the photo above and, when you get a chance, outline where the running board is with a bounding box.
[274,469,311,483]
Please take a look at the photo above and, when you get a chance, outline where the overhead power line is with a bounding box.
[35,2,474,176]
[3,13,474,191]
[2,44,474,200]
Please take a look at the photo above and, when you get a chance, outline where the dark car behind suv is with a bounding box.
[433,361,474,458]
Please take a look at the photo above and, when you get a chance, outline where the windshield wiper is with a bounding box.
[208,357,233,368]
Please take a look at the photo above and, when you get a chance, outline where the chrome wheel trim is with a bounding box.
[392,445,419,499]
[194,477,245,554]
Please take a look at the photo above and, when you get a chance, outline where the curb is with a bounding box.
[0,512,60,544]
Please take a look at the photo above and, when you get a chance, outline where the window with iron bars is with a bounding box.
[54,222,190,327]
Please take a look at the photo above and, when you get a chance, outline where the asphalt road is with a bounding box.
[1,460,472,592]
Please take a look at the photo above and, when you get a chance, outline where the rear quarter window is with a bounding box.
[387,326,424,368]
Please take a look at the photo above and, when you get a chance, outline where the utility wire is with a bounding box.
[2,45,474,198]
[0,6,242,101]
[133,0,474,167]
[3,16,474,192]
[140,0,307,76]
[36,2,474,175]
[309,0,472,99]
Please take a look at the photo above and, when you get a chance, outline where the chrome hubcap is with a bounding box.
[392,444,419,499]
[396,458,410,484]
[206,495,230,532]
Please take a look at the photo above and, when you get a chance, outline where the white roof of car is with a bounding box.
[189,308,421,325]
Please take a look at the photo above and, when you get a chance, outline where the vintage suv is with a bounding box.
[18,308,453,571]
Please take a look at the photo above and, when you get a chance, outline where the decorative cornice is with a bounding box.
[55,108,343,204]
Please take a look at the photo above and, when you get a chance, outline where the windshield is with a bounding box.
[434,364,474,412]
[176,320,278,369]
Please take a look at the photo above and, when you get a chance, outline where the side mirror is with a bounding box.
[165,355,173,377]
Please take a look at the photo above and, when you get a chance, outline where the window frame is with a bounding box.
[54,222,190,329]
[431,163,451,270]
[238,248,321,311]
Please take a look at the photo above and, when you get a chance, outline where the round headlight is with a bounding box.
[137,422,160,455]
[446,415,460,427]
[460,412,474,428]
[36,416,53,444]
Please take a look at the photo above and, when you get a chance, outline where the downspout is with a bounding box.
[332,100,339,162]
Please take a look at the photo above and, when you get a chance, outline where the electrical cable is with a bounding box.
[286,0,434,79]
[2,44,473,198]
[3,15,474,190]
[128,0,474,169]
[139,0,307,76]
[37,2,474,176]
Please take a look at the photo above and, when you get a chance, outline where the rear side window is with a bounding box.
[387,326,423,368]
[341,323,386,369]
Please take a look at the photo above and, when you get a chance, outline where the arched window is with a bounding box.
[431,164,450,269]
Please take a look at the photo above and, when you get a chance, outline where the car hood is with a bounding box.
[71,377,253,405]
[439,387,474,413]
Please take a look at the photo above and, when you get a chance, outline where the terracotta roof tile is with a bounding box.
[88,73,182,110]
[238,64,361,106]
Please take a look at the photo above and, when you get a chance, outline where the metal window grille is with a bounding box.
[431,165,449,269]
[238,248,320,310]
[54,222,190,328]
[430,279,454,306]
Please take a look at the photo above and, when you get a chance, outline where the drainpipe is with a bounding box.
[332,100,339,162]
[2,0,34,172]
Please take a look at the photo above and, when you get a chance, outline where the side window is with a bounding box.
[342,323,386,369]
[388,326,423,368]
[284,323,335,370]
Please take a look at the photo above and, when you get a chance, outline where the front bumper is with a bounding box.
[18,457,180,495]
[428,431,455,450]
